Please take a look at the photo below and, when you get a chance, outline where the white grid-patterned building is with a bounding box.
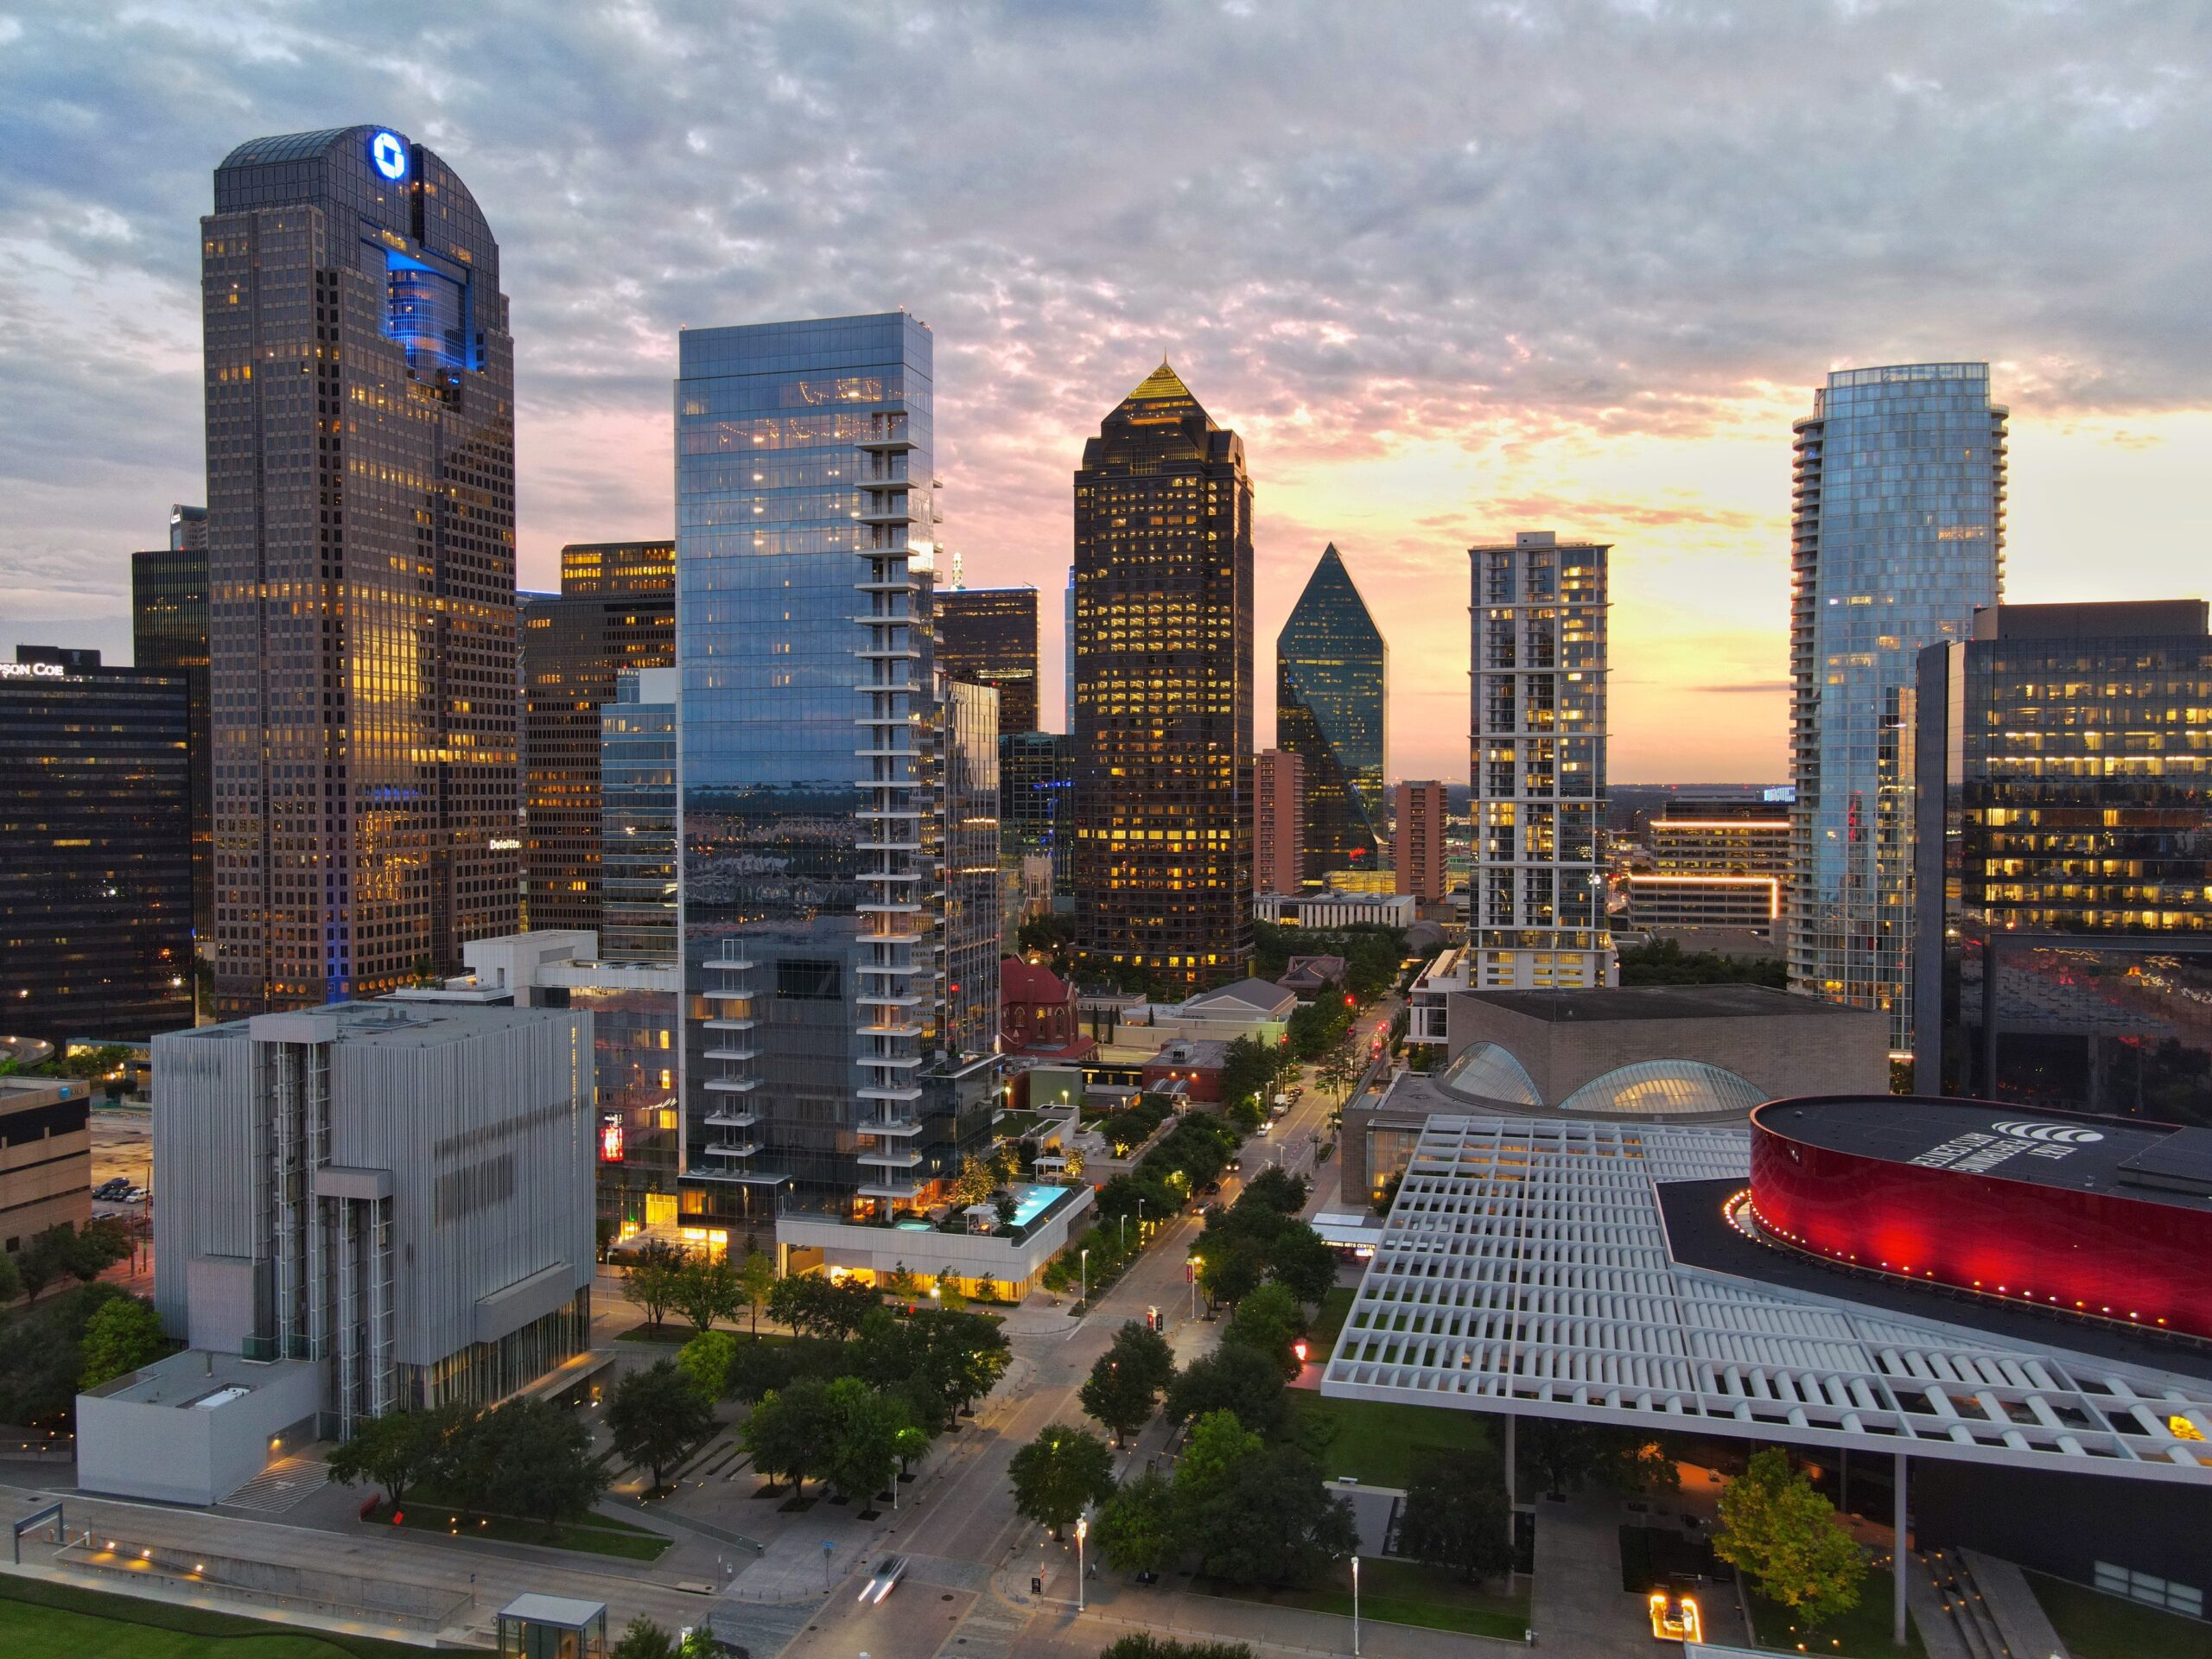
[1324,1114,2212,1485]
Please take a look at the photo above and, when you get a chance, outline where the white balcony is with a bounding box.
[705,1076,760,1095]
[857,1147,924,1170]
[704,1107,760,1129]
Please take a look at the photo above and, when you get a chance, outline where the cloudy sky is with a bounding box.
[3,1,2207,782]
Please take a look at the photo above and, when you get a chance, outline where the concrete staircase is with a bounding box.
[1917,1548,2019,1659]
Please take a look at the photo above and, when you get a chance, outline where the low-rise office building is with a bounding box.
[84,1001,595,1505]
[0,1076,92,1254]
[1255,891,1417,931]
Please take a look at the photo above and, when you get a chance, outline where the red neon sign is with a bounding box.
[600,1120,626,1163]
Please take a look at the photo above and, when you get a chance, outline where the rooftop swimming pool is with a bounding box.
[1005,1182,1061,1230]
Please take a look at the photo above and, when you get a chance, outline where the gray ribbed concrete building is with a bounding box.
[135,1001,594,1471]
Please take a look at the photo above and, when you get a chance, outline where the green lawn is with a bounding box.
[1209,1556,1529,1642]
[1310,1286,1355,1355]
[1293,1393,1493,1489]
[1749,1568,1926,1658]
[2028,1572,2212,1659]
[0,1574,425,1658]
[370,1497,669,1561]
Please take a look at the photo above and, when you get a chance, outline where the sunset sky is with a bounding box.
[3,2,2207,782]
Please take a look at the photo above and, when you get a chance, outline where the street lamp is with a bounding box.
[1080,1247,1090,1307]
[1352,1554,1361,1655]
[1076,1515,1089,1611]
[1188,1254,1202,1320]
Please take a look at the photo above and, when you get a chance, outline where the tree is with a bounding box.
[670,1253,741,1335]
[677,1329,739,1399]
[1195,1234,1267,1309]
[1224,1284,1306,1379]
[1242,1166,1307,1215]
[77,1294,168,1388]
[610,1359,717,1493]
[1097,1642,1255,1659]
[16,1227,77,1306]
[1370,1172,1402,1216]
[893,1421,931,1481]
[1713,1448,1867,1634]
[949,1153,998,1207]
[1080,1321,1174,1446]
[1008,1421,1116,1538]
[922,1309,1012,1421]
[1095,1468,1176,1578]
[1189,1444,1358,1588]
[450,1399,607,1534]
[1399,1446,1514,1583]
[625,1238,684,1332]
[743,1376,838,1497]
[1516,1418,1681,1500]
[825,1376,904,1509]
[68,1217,133,1284]
[737,1249,778,1338]
[769,1273,878,1340]
[0,1249,19,1306]
[1164,1344,1292,1440]
[611,1618,678,1659]
[1173,1409,1263,1522]
[325,1405,463,1509]
[1267,1222,1338,1308]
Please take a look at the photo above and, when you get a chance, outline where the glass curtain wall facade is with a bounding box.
[203,127,518,1016]
[676,314,995,1232]
[1468,531,1613,988]
[937,587,1039,734]
[1277,543,1387,882]
[1001,731,1074,897]
[1071,361,1255,995]
[1916,602,2212,1122]
[131,505,212,939]
[0,652,194,1043]
[1789,363,2006,1057]
[601,667,677,961]
[519,541,676,934]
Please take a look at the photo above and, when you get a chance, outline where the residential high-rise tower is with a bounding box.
[1277,543,1387,882]
[1394,779,1446,905]
[676,314,999,1236]
[1789,363,2006,1055]
[203,127,518,1016]
[1071,361,1254,994]
[1468,531,1613,989]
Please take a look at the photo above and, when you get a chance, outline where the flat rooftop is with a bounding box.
[1756,1097,2212,1215]
[85,1348,321,1408]
[1468,984,1868,1024]
[179,1000,574,1050]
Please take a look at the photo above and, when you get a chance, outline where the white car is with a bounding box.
[860,1554,908,1605]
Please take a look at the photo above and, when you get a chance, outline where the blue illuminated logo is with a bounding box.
[369,130,408,181]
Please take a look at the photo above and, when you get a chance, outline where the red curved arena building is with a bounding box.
[1749,1096,2212,1344]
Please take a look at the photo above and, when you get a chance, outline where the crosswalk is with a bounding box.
[221,1454,328,1514]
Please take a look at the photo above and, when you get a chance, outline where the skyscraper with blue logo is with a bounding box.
[675,315,999,1237]
[1789,363,2006,1056]
[203,128,518,1017]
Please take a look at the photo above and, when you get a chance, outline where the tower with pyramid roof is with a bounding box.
[1070,361,1255,994]
[1277,543,1388,883]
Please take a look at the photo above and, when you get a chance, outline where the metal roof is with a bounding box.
[1322,1113,2212,1484]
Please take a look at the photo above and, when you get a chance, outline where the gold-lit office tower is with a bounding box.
[204,128,518,1015]
[1071,363,1255,995]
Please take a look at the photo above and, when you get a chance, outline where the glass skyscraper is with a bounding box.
[1071,362,1254,995]
[1,649,193,1044]
[1916,602,2212,1120]
[601,667,678,962]
[937,586,1039,734]
[203,127,518,1016]
[1469,532,1612,988]
[1789,363,2006,1056]
[519,541,675,934]
[676,314,997,1235]
[131,505,211,938]
[1277,543,1387,882]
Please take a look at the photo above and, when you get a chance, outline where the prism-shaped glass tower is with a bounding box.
[1277,543,1387,884]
